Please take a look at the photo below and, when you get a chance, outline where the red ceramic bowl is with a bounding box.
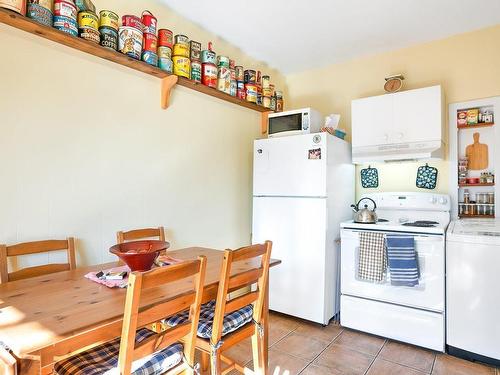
[109,240,170,272]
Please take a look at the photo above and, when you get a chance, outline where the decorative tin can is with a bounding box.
[172,43,189,58]
[0,0,26,15]
[256,70,262,85]
[141,10,157,34]
[269,84,275,97]
[122,15,142,31]
[75,0,94,12]
[270,96,276,111]
[235,66,244,81]
[99,26,117,50]
[190,60,201,83]
[262,87,273,97]
[263,96,271,108]
[275,90,283,99]
[143,32,157,52]
[142,51,158,66]
[79,26,99,43]
[54,0,76,19]
[262,75,270,89]
[78,10,98,30]
[201,49,216,65]
[27,1,52,26]
[158,29,173,48]
[230,68,236,80]
[158,57,173,73]
[189,40,201,61]
[174,34,189,45]
[229,59,235,70]
[99,10,118,30]
[237,81,245,100]
[202,63,217,88]
[244,69,256,84]
[172,56,190,78]
[230,79,237,97]
[157,46,172,59]
[217,55,229,68]
[53,15,78,35]
[118,26,143,60]
[245,83,257,103]
[217,66,231,94]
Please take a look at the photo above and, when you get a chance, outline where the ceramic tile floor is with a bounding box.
[199,311,500,375]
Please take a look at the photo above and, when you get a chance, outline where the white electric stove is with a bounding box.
[340,192,451,352]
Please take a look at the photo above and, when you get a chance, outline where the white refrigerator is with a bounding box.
[252,133,354,325]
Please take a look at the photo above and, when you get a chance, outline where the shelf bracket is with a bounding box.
[161,75,178,109]
[261,111,273,135]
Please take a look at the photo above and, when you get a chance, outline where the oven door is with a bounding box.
[340,229,444,312]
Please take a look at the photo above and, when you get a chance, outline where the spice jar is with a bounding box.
[463,190,470,204]
[488,192,495,204]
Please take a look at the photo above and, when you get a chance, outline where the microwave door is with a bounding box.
[269,113,302,136]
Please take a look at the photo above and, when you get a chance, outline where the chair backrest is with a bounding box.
[0,238,76,283]
[118,256,207,375]
[116,227,165,244]
[210,241,272,345]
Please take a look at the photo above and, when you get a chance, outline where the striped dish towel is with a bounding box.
[358,232,387,282]
[386,235,419,287]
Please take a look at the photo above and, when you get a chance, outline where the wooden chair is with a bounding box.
[166,241,272,375]
[54,256,207,375]
[0,238,76,283]
[116,226,166,243]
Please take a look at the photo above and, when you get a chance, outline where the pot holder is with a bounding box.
[416,164,438,189]
[360,166,379,188]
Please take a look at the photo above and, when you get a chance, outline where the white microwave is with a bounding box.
[268,108,322,138]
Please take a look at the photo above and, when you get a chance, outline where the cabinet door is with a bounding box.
[352,94,393,147]
[392,86,442,144]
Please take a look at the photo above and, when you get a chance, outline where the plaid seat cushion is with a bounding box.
[54,329,183,375]
[164,300,253,339]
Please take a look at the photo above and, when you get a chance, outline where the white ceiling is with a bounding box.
[161,0,500,74]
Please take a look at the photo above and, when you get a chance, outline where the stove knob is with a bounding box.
[439,197,448,205]
[429,196,437,204]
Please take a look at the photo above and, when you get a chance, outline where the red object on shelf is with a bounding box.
[466,177,480,184]
[109,240,170,271]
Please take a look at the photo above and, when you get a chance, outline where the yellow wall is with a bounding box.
[286,24,500,198]
[0,0,285,267]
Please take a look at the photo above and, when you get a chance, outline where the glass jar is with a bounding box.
[464,204,470,215]
[464,190,470,204]
[488,192,495,204]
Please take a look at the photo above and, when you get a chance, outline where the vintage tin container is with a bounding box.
[230,79,237,97]
[122,15,143,31]
[256,70,262,85]
[118,26,143,60]
[190,60,201,83]
[201,49,216,65]
[217,55,229,68]
[157,46,172,59]
[53,15,78,35]
[99,10,118,30]
[174,34,189,45]
[158,29,173,48]
[230,68,236,80]
[262,96,271,109]
[270,96,276,111]
[141,10,157,34]
[269,83,275,97]
[262,87,273,97]
[75,0,94,12]
[189,40,201,61]
[235,66,244,81]
[245,83,257,103]
[78,10,98,30]
[27,1,53,26]
[54,0,76,18]
[202,63,217,88]
[262,75,270,89]
[142,51,158,66]
[237,81,245,100]
[217,66,231,94]
[275,90,283,99]
[172,43,189,58]
[99,26,117,50]
[158,56,173,73]
[0,0,26,15]
[79,26,99,43]
[143,32,157,52]
[244,69,256,84]
[172,56,190,78]
[229,59,235,70]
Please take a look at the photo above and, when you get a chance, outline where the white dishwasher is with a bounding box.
[446,219,500,367]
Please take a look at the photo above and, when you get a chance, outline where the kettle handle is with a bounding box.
[358,197,377,210]
[350,204,358,212]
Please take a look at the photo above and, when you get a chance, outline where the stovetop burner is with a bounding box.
[377,218,389,223]
[402,220,439,228]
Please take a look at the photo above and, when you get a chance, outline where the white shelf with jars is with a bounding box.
[449,96,500,220]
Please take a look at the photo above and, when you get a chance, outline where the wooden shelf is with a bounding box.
[459,214,495,219]
[459,183,495,187]
[0,8,271,112]
[457,122,494,129]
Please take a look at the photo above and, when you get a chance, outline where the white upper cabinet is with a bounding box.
[351,85,444,163]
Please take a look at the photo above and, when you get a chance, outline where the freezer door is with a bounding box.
[252,197,332,324]
[253,134,326,197]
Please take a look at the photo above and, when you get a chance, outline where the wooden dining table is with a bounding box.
[0,247,281,375]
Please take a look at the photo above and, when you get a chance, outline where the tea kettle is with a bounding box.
[351,197,378,224]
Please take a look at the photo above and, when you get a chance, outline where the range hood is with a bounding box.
[352,140,445,163]
[351,85,444,164]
